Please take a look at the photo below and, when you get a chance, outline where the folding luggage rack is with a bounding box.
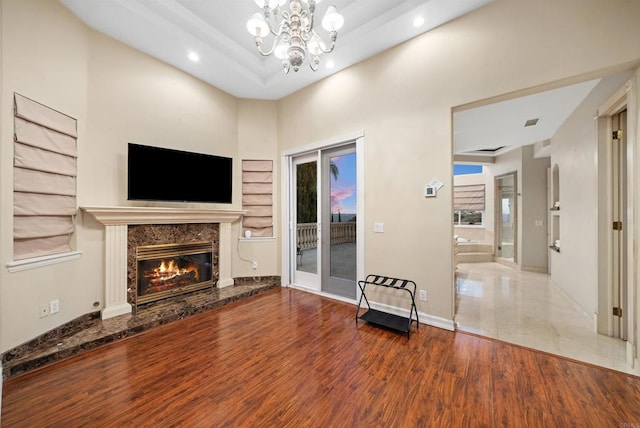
[355,274,419,338]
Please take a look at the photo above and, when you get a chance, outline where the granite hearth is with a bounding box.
[2,277,280,379]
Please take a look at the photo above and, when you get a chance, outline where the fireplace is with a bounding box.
[82,206,243,320]
[136,241,213,305]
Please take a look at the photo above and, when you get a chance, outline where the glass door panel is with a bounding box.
[496,173,516,262]
[293,156,319,289]
[321,146,357,298]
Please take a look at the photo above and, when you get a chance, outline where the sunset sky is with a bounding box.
[330,152,356,214]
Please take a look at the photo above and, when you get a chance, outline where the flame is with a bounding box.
[152,259,199,282]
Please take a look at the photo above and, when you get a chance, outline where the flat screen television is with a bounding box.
[127,143,232,203]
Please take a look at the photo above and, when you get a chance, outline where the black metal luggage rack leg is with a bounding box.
[355,274,419,338]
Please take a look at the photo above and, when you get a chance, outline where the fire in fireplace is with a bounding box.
[136,241,213,305]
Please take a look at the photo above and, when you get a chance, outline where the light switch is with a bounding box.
[374,223,384,233]
[535,220,543,227]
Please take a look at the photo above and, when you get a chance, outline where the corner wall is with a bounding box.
[234,99,280,278]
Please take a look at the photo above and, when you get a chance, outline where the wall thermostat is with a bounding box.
[424,179,443,198]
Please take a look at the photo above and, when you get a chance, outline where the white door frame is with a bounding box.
[596,77,638,368]
[291,153,321,291]
[494,171,518,266]
[281,131,365,304]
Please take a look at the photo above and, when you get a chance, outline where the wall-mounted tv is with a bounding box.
[128,143,232,204]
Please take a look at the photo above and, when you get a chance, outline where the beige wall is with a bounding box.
[1,0,90,352]
[520,145,550,272]
[234,99,280,277]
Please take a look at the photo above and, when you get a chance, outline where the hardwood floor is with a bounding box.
[3,287,640,427]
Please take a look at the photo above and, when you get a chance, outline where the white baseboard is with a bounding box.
[368,301,455,331]
[217,278,235,288]
[520,265,548,274]
[286,286,456,332]
[101,302,132,320]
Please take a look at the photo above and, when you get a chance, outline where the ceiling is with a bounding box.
[60,0,493,100]
[453,79,601,156]
[58,0,601,154]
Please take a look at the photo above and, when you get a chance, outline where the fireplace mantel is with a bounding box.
[82,206,245,320]
[82,206,245,225]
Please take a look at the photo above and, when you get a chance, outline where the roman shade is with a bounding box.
[13,94,77,260]
[454,184,485,211]
[242,160,273,237]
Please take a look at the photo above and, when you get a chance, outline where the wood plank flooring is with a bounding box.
[3,287,640,427]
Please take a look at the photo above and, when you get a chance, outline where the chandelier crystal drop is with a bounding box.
[246,0,344,73]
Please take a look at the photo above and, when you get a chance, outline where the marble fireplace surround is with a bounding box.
[82,206,244,320]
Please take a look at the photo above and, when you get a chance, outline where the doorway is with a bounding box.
[495,172,517,264]
[287,136,362,301]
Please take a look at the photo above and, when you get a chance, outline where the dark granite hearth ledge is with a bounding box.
[2,277,280,379]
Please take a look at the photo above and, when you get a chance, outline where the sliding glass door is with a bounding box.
[290,143,357,299]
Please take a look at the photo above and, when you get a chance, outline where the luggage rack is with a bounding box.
[355,274,419,338]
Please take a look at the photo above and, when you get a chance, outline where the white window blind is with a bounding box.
[454,184,485,211]
[13,93,77,260]
[242,160,273,237]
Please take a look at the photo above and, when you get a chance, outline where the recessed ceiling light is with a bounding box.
[524,118,539,127]
[325,59,335,69]
[188,51,200,62]
[413,16,425,27]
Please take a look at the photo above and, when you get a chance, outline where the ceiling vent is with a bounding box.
[472,146,505,154]
[524,118,540,127]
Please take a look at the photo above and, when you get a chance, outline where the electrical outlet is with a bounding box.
[419,290,427,301]
[50,299,60,314]
[39,304,50,318]
[252,261,258,270]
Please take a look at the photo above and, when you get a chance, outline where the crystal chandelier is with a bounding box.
[246,0,344,73]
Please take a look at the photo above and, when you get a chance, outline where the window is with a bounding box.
[453,164,483,175]
[454,210,484,225]
[242,160,273,238]
[453,184,485,226]
[13,94,77,260]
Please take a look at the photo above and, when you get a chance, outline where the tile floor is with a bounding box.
[455,262,640,376]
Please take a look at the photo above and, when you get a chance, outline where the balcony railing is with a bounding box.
[297,222,356,250]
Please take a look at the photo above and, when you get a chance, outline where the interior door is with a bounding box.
[321,145,357,298]
[611,110,627,340]
[293,154,319,290]
[496,173,517,263]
